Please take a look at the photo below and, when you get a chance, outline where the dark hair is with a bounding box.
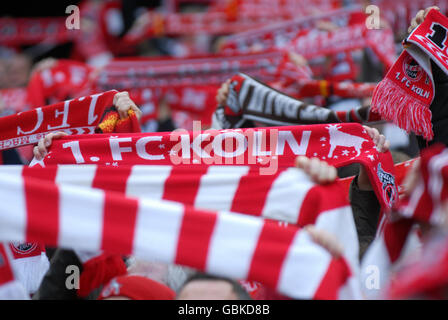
[178,272,252,300]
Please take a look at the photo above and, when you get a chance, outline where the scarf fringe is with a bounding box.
[371,78,434,141]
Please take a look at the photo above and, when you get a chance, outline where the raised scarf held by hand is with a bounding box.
[31,123,397,210]
[0,90,141,151]
[371,9,448,141]
[0,167,362,299]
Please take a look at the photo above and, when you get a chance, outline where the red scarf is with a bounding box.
[361,143,448,299]
[0,90,143,151]
[371,9,448,141]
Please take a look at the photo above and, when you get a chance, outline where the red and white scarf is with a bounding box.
[0,164,352,225]
[0,243,30,300]
[92,52,312,126]
[384,230,448,299]
[360,215,419,299]
[399,143,448,225]
[361,143,448,299]
[371,9,448,141]
[0,90,122,151]
[30,123,397,210]
[6,242,49,296]
[0,170,362,299]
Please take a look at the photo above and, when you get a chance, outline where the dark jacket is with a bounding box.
[417,60,448,149]
[32,249,83,300]
[349,176,381,261]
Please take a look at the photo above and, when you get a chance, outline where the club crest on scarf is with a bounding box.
[9,242,38,255]
[403,55,425,82]
[376,163,397,208]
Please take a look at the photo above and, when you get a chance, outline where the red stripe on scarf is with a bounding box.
[0,90,117,151]
[383,219,414,263]
[247,222,297,289]
[101,192,138,254]
[162,166,209,206]
[298,183,349,226]
[92,166,133,194]
[175,207,218,271]
[23,172,59,244]
[230,167,283,216]
[22,164,57,182]
[314,258,351,300]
